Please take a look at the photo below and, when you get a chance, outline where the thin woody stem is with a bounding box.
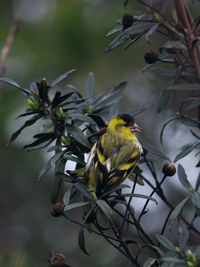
[0,2,19,78]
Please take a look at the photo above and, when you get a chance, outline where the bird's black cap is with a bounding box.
[117,113,135,126]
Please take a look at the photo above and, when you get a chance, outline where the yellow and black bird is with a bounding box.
[84,113,143,197]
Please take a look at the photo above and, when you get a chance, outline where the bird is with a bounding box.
[83,113,143,197]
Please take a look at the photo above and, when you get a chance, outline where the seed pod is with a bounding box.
[49,253,66,267]
[51,203,64,217]
[162,163,176,177]
[122,13,134,30]
[144,50,159,64]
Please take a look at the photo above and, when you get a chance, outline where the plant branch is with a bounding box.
[62,213,120,243]
[0,1,19,78]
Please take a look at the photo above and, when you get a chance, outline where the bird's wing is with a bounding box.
[105,142,141,186]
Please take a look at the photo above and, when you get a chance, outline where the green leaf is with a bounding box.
[121,194,158,204]
[0,77,31,95]
[128,107,146,117]
[174,141,200,162]
[191,192,200,210]
[101,184,130,198]
[140,138,171,161]
[160,257,185,264]
[51,69,76,88]
[67,124,91,149]
[64,201,91,212]
[86,72,94,99]
[78,227,89,256]
[68,113,95,125]
[151,68,176,77]
[9,114,41,144]
[74,182,94,200]
[88,114,106,128]
[167,196,190,228]
[106,25,122,37]
[155,234,176,252]
[178,224,189,252]
[162,41,187,50]
[157,88,171,113]
[105,22,155,52]
[178,164,194,192]
[63,186,72,206]
[96,199,115,224]
[94,81,127,109]
[143,63,153,72]
[143,258,157,267]
[38,151,64,182]
[195,172,200,191]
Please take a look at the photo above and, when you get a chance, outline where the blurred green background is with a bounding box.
[1,0,200,266]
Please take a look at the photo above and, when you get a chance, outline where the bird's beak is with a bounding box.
[131,122,142,133]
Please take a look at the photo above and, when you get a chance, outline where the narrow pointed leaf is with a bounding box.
[88,114,106,128]
[140,138,170,161]
[178,224,189,251]
[78,227,89,256]
[74,182,94,200]
[128,107,146,116]
[121,193,158,204]
[167,196,190,228]
[178,164,194,192]
[9,114,41,143]
[68,113,95,125]
[64,201,91,212]
[106,25,122,37]
[86,72,94,99]
[151,68,176,77]
[51,92,74,107]
[67,125,91,149]
[96,199,115,224]
[174,141,200,162]
[24,133,56,149]
[63,187,72,206]
[143,258,157,267]
[161,257,185,264]
[51,69,76,88]
[191,192,200,210]
[0,77,31,95]
[38,151,64,181]
[157,88,171,113]
[155,234,176,252]
[101,184,130,198]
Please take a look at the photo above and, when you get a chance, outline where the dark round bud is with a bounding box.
[122,13,134,30]
[83,210,96,224]
[50,253,66,267]
[144,50,159,64]
[51,203,64,217]
[162,163,176,177]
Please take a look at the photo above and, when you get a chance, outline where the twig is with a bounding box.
[121,177,137,231]
[0,1,19,78]
[62,213,120,243]
[138,174,167,222]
